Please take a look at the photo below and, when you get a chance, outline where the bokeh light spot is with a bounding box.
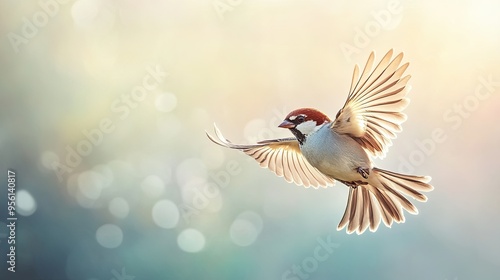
[71,0,101,28]
[17,190,37,216]
[155,92,177,112]
[77,171,104,200]
[40,150,59,170]
[95,224,123,248]
[177,228,205,253]
[92,164,114,188]
[108,197,129,219]
[230,211,264,247]
[71,0,115,31]
[152,199,179,229]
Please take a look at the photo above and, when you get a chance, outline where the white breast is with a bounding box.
[300,123,371,181]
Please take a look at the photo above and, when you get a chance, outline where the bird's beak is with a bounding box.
[278,120,295,129]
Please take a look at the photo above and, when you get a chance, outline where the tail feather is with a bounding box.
[381,180,418,214]
[360,189,371,232]
[337,168,433,234]
[367,191,381,232]
[371,186,403,224]
[348,188,363,233]
[338,188,354,230]
[340,187,382,234]
[377,169,433,201]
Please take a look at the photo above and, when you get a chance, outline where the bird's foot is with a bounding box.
[340,179,369,189]
[340,180,358,189]
[356,167,370,179]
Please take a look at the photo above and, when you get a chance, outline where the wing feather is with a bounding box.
[268,147,279,175]
[290,151,306,185]
[282,149,293,183]
[332,49,412,158]
[206,124,335,188]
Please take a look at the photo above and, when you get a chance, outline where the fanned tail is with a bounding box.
[337,167,433,234]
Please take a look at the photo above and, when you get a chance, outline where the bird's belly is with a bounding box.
[315,157,359,181]
[301,128,371,182]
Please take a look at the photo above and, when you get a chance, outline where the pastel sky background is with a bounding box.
[1,0,500,279]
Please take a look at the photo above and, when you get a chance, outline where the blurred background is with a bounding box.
[1,0,500,279]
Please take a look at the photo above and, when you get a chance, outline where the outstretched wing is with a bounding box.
[332,49,411,159]
[206,124,335,189]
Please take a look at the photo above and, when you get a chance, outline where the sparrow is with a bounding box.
[206,49,433,234]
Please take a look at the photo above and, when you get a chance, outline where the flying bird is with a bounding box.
[206,50,433,234]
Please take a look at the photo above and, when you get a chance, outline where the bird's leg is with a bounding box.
[339,180,358,189]
[340,179,369,189]
[356,167,370,179]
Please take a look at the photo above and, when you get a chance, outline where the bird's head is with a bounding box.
[279,108,331,144]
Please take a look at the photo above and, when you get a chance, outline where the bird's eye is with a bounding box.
[296,115,305,122]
